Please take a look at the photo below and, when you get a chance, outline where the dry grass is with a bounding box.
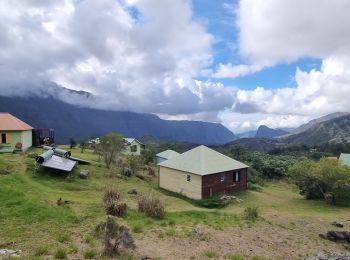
[137,194,165,219]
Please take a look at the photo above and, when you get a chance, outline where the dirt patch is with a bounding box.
[133,217,350,259]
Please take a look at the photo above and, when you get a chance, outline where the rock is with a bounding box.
[128,188,137,195]
[192,226,209,241]
[79,170,89,179]
[305,251,350,260]
[0,249,20,257]
[140,256,151,260]
[332,221,344,228]
[320,230,350,243]
[122,167,132,177]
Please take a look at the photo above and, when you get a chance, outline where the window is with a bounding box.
[186,175,191,182]
[1,133,6,144]
[220,174,225,182]
[233,171,241,183]
[131,145,137,152]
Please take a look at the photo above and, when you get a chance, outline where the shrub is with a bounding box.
[102,189,127,217]
[290,158,350,205]
[131,223,143,233]
[34,245,49,256]
[244,207,259,221]
[54,248,67,259]
[203,250,218,258]
[95,216,135,256]
[57,234,71,243]
[84,249,97,259]
[137,194,165,219]
[247,182,263,192]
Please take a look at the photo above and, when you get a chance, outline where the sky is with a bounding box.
[1,0,350,133]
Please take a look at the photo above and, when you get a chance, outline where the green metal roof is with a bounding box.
[158,145,248,176]
[156,150,180,160]
[339,153,350,167]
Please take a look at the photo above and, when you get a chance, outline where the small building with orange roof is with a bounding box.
[0,112,33,152]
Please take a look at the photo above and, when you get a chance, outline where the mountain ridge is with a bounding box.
[0,95,236,145]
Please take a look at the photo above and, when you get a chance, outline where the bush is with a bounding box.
[57,234,71,243]
[54,248,67,259]
[290,158,350,205]
[34,245,49,256]
[203,250,218,258]
[247,182,263,192]
[95,216,135,256]
[84,249,97,259]
[244,207,259,221]
[131,223,143,233]
[137,194,165,219]
[102,189,127,217]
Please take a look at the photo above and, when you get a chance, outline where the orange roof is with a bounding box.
[0,112,33,131]
[327,157,338,161]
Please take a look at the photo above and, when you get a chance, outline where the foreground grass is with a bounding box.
[1,147,350,258]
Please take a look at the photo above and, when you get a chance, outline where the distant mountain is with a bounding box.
[282,115,350,145]
[236,130,257,138]
[290,112,350,135]
[255,125,288,138]
[0,96,236,145]
[223,138,284,152]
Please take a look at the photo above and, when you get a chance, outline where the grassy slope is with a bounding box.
[1,148,350,259]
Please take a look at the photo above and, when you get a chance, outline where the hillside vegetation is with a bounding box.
[1,148,350,259]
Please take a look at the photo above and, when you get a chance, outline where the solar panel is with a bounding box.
[41,155,76,172]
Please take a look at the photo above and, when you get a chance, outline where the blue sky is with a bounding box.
[192,0,322,90]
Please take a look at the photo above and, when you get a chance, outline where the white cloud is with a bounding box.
[213,63,265,78]
[0,0,237,117]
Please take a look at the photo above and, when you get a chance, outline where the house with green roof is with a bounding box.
[155,149,180,165]
[158,145,249,199]
[339,153,350,167]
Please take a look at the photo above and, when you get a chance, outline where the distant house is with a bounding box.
[158,145,249,200]
[0,112,33,153]
[155,150,180,165]
[122,138,145,156]
[339,153,350,167]
[327,156,338,161]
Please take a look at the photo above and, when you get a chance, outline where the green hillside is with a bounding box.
[1,148,350,259]
[283,115,350,145]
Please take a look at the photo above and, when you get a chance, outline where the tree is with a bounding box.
[290,158,350,205]
[80,140,87,153]
[95,217,135,256]
[99,133,124,169]
[69,137,77,149]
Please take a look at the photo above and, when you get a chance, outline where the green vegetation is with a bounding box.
[290,158,350,205]
[54,248,67,259]
[244,207,259,221]
[84,249,97,259]
[203,250,218,258]
[1,145,350,258]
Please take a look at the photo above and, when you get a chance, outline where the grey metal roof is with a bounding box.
[158,145,248,176]
[123,138,144,145]
[155,150,180,160]
[41,155,76,172]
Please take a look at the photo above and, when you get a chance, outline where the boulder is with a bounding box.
[305,251,350,260]
[319,230,350,243]
[128,188,137,195]
[79,170,90,179]
[122,167,132,177]
[332,221,344,228]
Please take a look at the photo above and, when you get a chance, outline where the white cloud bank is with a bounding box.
[219,0,350,132]
[0,0,235,117]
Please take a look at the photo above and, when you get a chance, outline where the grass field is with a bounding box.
[0,147,350,259]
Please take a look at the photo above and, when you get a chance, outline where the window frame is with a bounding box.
[131,145,137,152]
[220,174,225,182]
[186,174,191,182]
[233,171,241,183]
